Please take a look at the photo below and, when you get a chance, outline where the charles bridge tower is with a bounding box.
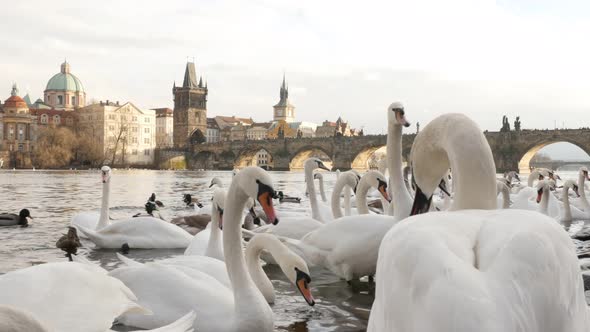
[173,62,208,148]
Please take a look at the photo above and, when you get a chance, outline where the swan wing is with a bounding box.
[369,210,589,332]
[0,262,149,332]
[128,311,196,332]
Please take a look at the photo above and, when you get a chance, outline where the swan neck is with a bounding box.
[305,166,321,221]
[223,185,270,321]
[206,209,222,257]
[330,177,347,219]
[563,187,572,220]
[387,121,412,218]
[501,185,510,209]
[578,174,590,209]
[97,180,110,229]
[245,234,281,303]
[355,178,370,214]
[539,188,549,214]
[317,177,327,202]
[343,186,352,216]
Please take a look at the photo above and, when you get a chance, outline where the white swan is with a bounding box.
[559,180,580,223]
[313,172,328,203]
[330,171,360,219]
[249,159,329,240]
[78,216,192,249]
[368,113,589,331]
[496,180,510,209]
[0,261,196,332]
[386,102,412,218]
[70,166,112,237]
[184,189,225,260]
[355,170,390,214]
[112,167,312,332]
[535,179,555,216]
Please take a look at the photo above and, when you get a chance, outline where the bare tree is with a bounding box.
[33,127,78,168]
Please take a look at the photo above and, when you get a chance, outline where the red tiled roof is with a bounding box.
[4,95,27,108]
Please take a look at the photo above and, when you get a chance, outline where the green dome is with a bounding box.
[46,73,84,92]
[45,62,85,93]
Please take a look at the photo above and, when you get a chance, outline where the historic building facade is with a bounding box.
[77,101,156,166]
[206,118,220,143]
[272,75,295,123]
[153,108,174,148]
[44,61,86,110]
[173,62,207,148]
[0,84,35,168]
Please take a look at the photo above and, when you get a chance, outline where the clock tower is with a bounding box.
[273,74,295,123]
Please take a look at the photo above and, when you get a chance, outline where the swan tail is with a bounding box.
[76,225,105,245]
[120,302,152,316]
[116,253,144,267]
[139,311,196,332]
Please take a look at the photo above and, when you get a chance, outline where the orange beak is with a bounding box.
[378,184,391,202]
[258,192,278,225]
[296,278,315,306]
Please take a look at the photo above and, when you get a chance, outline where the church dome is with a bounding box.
[45,62,85,93]
[4,84,27,108]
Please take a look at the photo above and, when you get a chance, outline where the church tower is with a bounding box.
[273,74,295,123]
[173,62,208,148]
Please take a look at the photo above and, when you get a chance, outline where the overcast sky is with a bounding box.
[2,0,590,158]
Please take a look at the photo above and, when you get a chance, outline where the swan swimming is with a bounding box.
[71,166,112,236]
[111,167,311,332]
[368,113,589,332]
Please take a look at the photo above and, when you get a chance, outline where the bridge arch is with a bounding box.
[191,150,217,170]
[351,145,386,170]
[289,146,333,170]
[234,147,274,170]
[518,140,590,174]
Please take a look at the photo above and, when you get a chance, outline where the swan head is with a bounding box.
[235,167,279,225]
[536,180,555,203]
[212,189,226,229]
[580,167,590,180]
[277,253,315,306]
[209,177,223,188]
[313,172,323,181]
[304,158,331,172]
[340,172,360,194]
[387,102,411,127]
[563,180,580,197]
[410,166,452,215]
[101,166,112,183]
[361,170,391,202]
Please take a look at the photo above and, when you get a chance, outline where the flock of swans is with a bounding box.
[1,102,589,331]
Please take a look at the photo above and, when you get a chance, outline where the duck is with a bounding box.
[183,194,204,209]
[0,209,32,227]
[282,104,410,281]
[277,191,301,203]
[148,193,164,207]
[110,167,312,332]
[368,113,589,331]
[55,226,81,261]
[0,261,196,332]
[70,166,112,236]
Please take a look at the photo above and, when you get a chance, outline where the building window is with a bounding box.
[144,138,150,144]
[41,114,48,124]
[132,137,138,144]
[132,116,137,122]
[57,95,63,105]
[132,149,138,155]
[144,128,150,133]
[109,125,115,131]
[47,95,51,104]
[53,115,61,125]
[18,127,24,141]
[144,149,150,156]
[132,127,138,133]
[71,96,76,106]
[66,117,73,125]
[18,144,24,152]
[108,114,116,120]
[145,118,150,123]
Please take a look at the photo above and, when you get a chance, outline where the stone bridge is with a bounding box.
[158,128,590,173]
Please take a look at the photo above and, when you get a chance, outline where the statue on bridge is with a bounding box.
[501,115,511,132]
[514,116,521,131]
[416,122,420,134]
[297,129,303,138]
[278,126,284,139]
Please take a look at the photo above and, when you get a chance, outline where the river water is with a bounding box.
[0,169,589,331]
[0,169,371,331]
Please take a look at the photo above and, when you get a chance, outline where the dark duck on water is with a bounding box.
[0,209,33,227]
[55,227,82,261]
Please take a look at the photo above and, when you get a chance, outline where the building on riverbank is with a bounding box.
[44,61,86,110]
[76,101,156,166]
[0,84,35,168]
[153,108,174,148]
[173,62,208,148]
